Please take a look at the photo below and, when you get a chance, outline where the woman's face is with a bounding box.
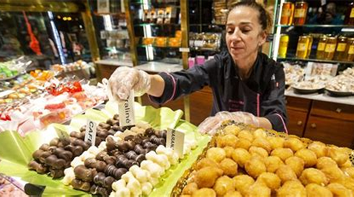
[226,6,266,64]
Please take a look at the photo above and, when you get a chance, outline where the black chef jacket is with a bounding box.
[149,51,288,132]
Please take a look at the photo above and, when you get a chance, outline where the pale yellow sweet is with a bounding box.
[299,168,329,186]
[196,158,220,170]
[276,165,298,183]
[244,182,271,197]
[307,141,327,158]
[232,148,252,168]
[223,125,242,136]
[336,177,354,193]
[234,138,252,150]
[256,172,281,190]
[253,129,268,138]
[327,183,353,197]
[223,146,235,158]
[316,157,337,169]
[271,148,294,162]
[295,149,318,167]
[206,147,226,163]
[220,158,238,177]
[264,156,284,173]
[283,138,304,152]
[326,147,349,166]
[213,176,235,196]
[267,136,285,150]
[285,156,305,177]
[216,134,239,148]
[306,183,333,197]
[182,182,199,195]
[320,166,345,182]
[194,167,223,188]
[277,180,306,197]
[341,167,354,179]
[252,137,272,153]
[245,156,267,179]
[224,191,242,197]
[233,175,255,195]
[237,130,254,142]
[192,188,216,197]
[249,146,269,159]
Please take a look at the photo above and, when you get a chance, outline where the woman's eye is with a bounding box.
[242,29,251,33]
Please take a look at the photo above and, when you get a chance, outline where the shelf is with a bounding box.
[189,24,225,27]
[130,1,180,7]
[277,57,354,64]
[138,44,180,48]
[134,23,180,27]
[93,12,125,18]
[276,24,354,28]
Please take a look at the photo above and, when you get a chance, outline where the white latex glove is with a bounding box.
[198,111,260,135]
[108,67,151,102]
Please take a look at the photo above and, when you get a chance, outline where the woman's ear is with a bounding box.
[259,31,267,46]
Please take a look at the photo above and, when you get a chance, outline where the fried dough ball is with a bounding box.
[308,141,327,158]
[244,182,271,197]
[342,167,354,179]
[299,168,329,186]
[268,136,284,150]
[306,183,333,197]
[326,147,349,166]
[192,188,216,197]
[224,191,242,197]
[249,146,269,159]
[234,138,252,150]
[271,148,294,162]
[336,177,354,192]
[216,134,239,148]
[253,129,268,138]
[194,167,223,188]
[321,166,345,182]
[182,182,199,195]
[285,156,305,177]
[276,165,297,183]
[245,156,267,179]
[277,180,306,197]
[213,176,235,196]
[196,158,220,170]
[206,148,226,163]
[220,158,238,177]
[232,148,252,168]
[233,175,255,195]
[252,137,272,153]
[264,156,284,173]
[224,146,235,158]
[237,130,254,142]
[283,138,304,152]
[256,172,281,190]
[316,157,337,169]
[223,125,242,136]
[295,149,317,167]
[340,159,353,168]
[327,183,353,197]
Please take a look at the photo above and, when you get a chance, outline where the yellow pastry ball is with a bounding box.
[341,167,354,179]
[182,182,199,195]
[252,137,272,153]
[306,183,333,197]
[223,146,235,158]
[244,182,271,197]
[264,156,284,173]
[336,176,354,192]
[206,147,226,163]
[307,141,327,158]
[326,147,349,166]
[237,130,254,142]
[216,134,239,148]
[256,172,281,190]
[285,156,305,177]
[276,165,297,184]
[271,148,294,162]
[321,166,345,182]
[249,146,269,159]
[213,176,235,196]
[196,158,220,170]
[234,138,252,150]
[253,128,268,138]
[295,149,317,167]
[327,183,353,197]
[233,174,255,195]
[192,188,216,197]
[267,136,285,150]
[299,168,329,186]
[316,157,337,169]
[245,156,267,179]
[194,167,223,188]
[231,148,251,168]
[224,191,242,197]
[277,180,306,197]
[223,125,242,136]
[283,138,304,152]
[220,158,238,177]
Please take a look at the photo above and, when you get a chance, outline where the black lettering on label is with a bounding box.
[124,102,130,123]
[171,131,176,147]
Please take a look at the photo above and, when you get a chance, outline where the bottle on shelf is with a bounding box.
[316,35,327,59]
[345,1,354,25]
[323,36,337,60]
[294,1,308,25]
[296,35,310,59]
[278,34,289,58]
[280,2,294,25]
[346,37,354,61]
[334,36,348,61]
[306,35,313,58]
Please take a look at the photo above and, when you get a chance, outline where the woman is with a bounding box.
[108,1,288,133]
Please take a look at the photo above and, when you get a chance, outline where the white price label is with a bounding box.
[118,91,135,127]
[85,120,97,146]
[166,128,185,157]
[179,47,190,52]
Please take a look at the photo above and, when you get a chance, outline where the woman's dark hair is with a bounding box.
[227,0,273,32]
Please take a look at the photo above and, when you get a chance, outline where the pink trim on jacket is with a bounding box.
[164,72,176,102]
[275,113,288,134]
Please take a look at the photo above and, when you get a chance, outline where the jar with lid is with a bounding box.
[334,36,348,61]
[323,36,337,60]
[278,34,289,58]
[296,36,310,59]
[306,35,313,58]
[294,1,308,25]
[346,37,354,61]
[345,2,354,25]
[280,2,294,25]
[316,35,327,59]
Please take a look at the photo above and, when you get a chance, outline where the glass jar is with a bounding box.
[345,2,354,25]
[306,35,313,58]
[280,2,294,25]
[323,36,337,60]
[278,34,289,58]
[296,36,310,59]
[316,35,327,59]
[294,1,308,25]
[334,36,348,61]
[346,37,354,61]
